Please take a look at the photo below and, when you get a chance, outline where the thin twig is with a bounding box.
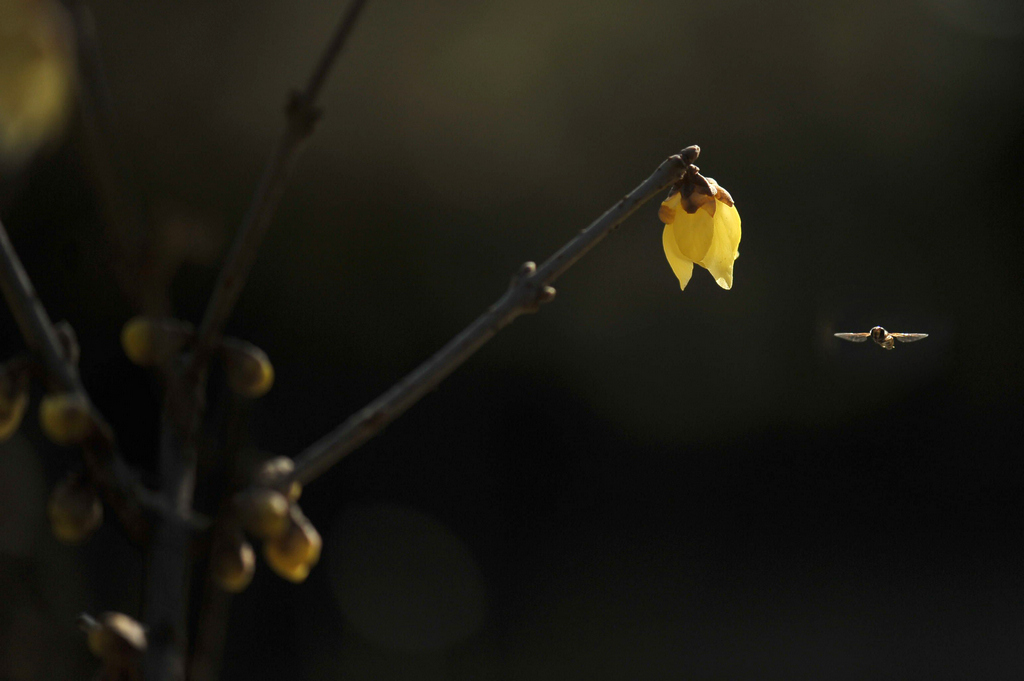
[63,0,154,311]
[187,0,370,376]
[188,581,232,681]
[0,218,155,541]
[188,393,253,681]
[291,146,700,484]
[142,3,371,679]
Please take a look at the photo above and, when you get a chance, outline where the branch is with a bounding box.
[291,146,700,484]
[142,3,371,679]
[187,561,232,681]
[0,218,155,541]
[63,0,153,312]
[187,0,370,376]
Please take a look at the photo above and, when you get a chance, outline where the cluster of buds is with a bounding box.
[3,364,104,544]
[4,338,104,545]
[120,316,274,398]
[120,317,295,590]
[2,353,99,448]
[213,456,321,590]
[79,612,146,681]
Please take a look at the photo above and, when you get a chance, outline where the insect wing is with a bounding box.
[892,333,928,343]
[834,333,870,343]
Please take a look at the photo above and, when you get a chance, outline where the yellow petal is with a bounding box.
[698,201,741,290]
[662,224,694,291]
[658,192,681,224]
[0,2,73,162]
[671,209,715,263]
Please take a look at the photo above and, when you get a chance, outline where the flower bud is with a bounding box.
[48,472,102,544]
[236,488,290,540]
[120,316,192,367]
[253,455,299,495]
[0,360,30,441]
[255,455,293,483]
[263,506,322,583]
[222,341,274,398]
[79,612,147,666]
[39,392,93,445]
[211,531,256,593]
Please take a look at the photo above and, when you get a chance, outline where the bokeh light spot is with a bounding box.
[328,502,486,653]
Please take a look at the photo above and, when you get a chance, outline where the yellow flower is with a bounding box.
[0,0,74,165]
[659,174,741,291]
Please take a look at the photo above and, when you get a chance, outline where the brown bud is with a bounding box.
[704,177,734,206]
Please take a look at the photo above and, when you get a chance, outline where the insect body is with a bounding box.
[834,326,928,350]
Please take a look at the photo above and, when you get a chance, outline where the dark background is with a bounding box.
[2,0,1024,678]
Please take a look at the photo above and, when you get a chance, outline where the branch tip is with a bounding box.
[289,148,689,482]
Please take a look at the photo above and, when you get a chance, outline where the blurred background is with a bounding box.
[2,0,1023,678]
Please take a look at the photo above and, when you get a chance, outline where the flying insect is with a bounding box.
[834,326,928,350]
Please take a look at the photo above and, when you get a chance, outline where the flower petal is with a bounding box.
[704,178,734,206]
[671,209,715,263]
[658,192,681,224]
[698,201,741,290]
[0,3,73,164]
[662,224,694,291]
